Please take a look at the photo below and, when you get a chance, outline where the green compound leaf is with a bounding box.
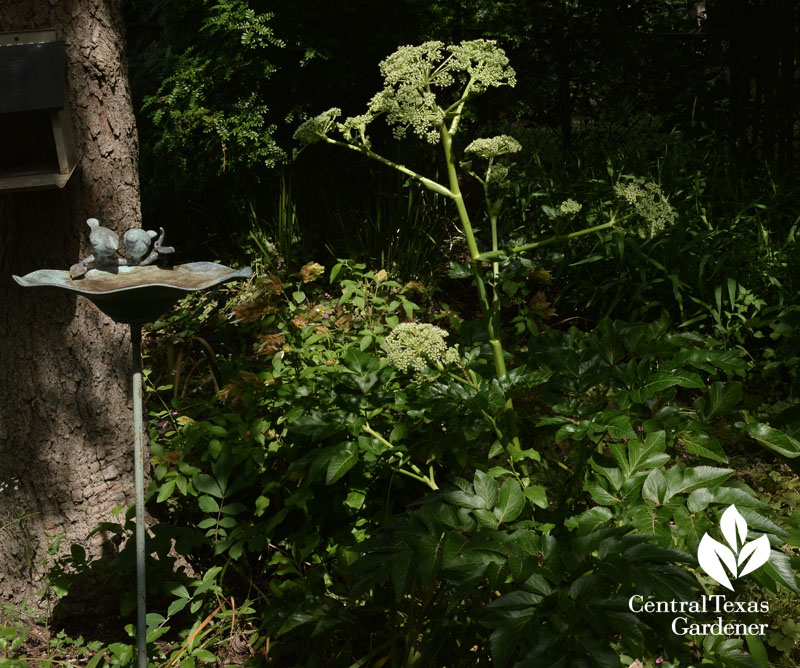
[630,369,704,403]
[680,431,728,463]
[193,473,223,498]
[694,381,743,421]
[198,495,220,513]
[663,466,734,503]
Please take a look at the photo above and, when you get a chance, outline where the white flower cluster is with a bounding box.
[464,135,522,160]
[449,40,517,94]
[384,323,460,373]
[559,199,582,215]
[293,108,341,145]
[369,86,445,144]
[368,41,450,144]
[614,179,675,238]
[370,40,516,144]
[295,41,516,149]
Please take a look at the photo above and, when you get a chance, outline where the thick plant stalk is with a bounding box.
[439,124,523,458]
[315,117,525,457]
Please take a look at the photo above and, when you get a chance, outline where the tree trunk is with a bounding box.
[0,0,141,606]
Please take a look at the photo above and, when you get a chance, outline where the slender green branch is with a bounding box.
[483,162,501,282]
[432,360,480,390]
[446,76,474,135]
[476,218,623,262]
[363,423,395,450]
[320,135,455,199]
[483,166,504,382]
[363,423,438,490]
[480,409,506,442]
[429,52,456,81]
[390,466,438,490]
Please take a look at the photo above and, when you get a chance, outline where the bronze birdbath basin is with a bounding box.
[13,262,252,324]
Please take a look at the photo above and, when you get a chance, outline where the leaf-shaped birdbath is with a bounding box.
[12,226,251,668]
[13,262,252,324]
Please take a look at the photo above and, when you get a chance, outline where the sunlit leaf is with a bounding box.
[326,441,358,484]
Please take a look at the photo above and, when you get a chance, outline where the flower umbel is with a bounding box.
[293,108,341,145]
[614,179,675,238]
[559,199,582,216]
[464,135,522,160]
[366,40,516,144]
[384,323,459,374]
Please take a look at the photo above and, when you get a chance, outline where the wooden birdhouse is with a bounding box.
[0,29,77,192]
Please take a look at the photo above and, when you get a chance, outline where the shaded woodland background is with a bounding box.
[125,0,799,270]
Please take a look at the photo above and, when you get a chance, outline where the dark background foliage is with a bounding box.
[123,0,800,327]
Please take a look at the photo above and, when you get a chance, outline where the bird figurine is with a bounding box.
[123,228,158,263]
[86,218,119,264]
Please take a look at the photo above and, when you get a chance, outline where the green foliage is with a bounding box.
[517,129,800,379]
[0,618,26,658]
[141,0,286,176]
[39,264,785,667]
[295,39,683,464]
[15,254,796,667]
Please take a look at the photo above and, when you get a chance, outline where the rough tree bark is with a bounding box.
[0,0,141,605]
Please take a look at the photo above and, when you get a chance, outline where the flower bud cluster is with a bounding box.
[614,179,675,238]
[559,199,582,215]
[384,323,460,374]
[293,108,341,145]
[464,135,522,160]
[373,40,515,145]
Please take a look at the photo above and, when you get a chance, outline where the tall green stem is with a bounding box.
[440,123,522,458]
[483,165,503,375]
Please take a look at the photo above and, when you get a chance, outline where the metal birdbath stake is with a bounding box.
[13,219,252,668]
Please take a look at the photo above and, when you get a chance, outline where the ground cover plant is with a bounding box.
[5,26,800,668]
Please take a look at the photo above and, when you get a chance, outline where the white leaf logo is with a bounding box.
[738,534,771,577]
[697,505,771,590]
